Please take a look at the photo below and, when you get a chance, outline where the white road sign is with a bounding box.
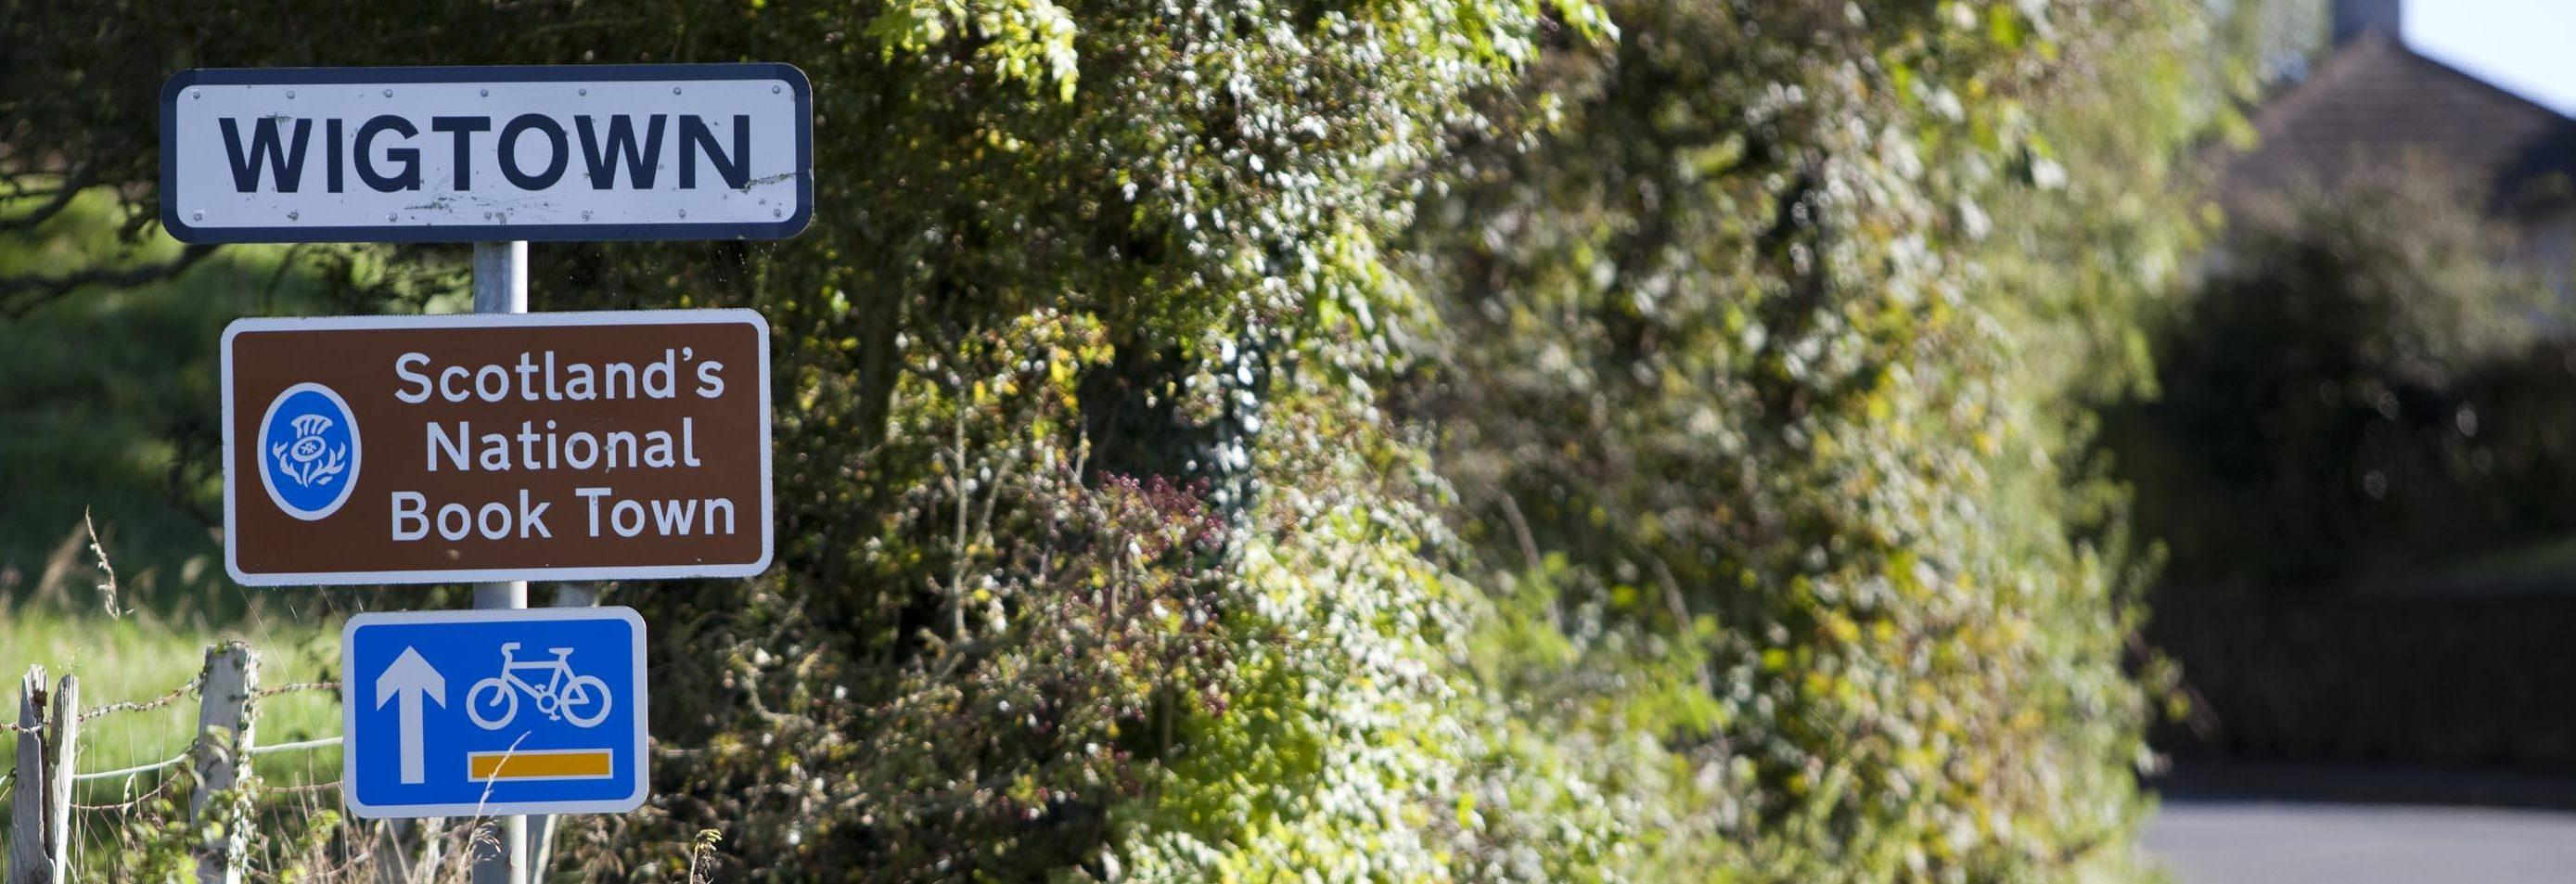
[160,64,811,243]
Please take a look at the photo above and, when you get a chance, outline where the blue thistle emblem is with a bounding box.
[257,383,363,520]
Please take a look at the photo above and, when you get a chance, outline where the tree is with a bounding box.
[2116,159,2556,590]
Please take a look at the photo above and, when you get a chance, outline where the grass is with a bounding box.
[0,603,344,794]
[0,599,620,880]
[1,601,351,877]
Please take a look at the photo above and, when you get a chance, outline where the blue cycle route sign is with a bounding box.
[341,608,648,818]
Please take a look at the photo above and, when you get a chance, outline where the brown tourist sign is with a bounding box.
[221,310,772,585]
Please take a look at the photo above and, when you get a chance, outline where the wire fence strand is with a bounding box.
[248,735,344,755]
[71,731,346,784]
[79,674,202,722]
[253,681,340,699]
[265,778,344,795]
[69,773,182,813]
[71,750,190,782]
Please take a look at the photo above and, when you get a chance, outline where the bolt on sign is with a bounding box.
[222,310,772,585]
[160,64,812,243]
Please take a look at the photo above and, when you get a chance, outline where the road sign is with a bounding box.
[221,309,772,585]
[342,607,648,818]
[160,64,811,243]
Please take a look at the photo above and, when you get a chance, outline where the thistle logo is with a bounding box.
[258,382,361,520]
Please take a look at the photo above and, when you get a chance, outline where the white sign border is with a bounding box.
[222,308,775,587]
[340,606,651,819]
[160,63,813,244]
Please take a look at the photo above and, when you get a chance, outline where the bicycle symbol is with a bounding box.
[466,642,612,730]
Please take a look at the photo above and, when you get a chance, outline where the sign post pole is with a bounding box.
[468,240,530,884]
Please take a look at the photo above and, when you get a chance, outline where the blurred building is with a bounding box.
[2152,0,2576,782]
[2221,0,2576,290]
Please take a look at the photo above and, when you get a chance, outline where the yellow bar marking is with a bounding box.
[468,749,613,780]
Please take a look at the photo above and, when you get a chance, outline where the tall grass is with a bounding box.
[0,603,341,789]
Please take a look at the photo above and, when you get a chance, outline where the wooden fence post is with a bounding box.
[7,667,48,884]
[42,675,74,884]
[188,643,256,884]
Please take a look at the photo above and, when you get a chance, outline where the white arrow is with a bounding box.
[374,647,445,785]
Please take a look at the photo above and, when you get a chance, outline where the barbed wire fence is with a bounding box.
[2,641,658,883]
[0,644,419,882]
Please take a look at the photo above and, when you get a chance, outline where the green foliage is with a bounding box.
[6,0,2238,879]
[1413,2,2234,879]
[88,769,352,881]
[89,773,203,882]
[0,188,459,618]
[2115,160,2559,589]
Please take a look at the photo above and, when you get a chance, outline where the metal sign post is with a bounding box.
[469,240,529,884]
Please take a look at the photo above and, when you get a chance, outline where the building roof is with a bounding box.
[2222,33,2576,215]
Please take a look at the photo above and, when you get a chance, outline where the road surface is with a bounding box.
[2147,799,2576,883]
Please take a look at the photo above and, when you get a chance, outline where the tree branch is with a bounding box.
[0,244,218,319]
[0,168,94,233]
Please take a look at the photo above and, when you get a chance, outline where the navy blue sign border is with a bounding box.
[160,63,813,244]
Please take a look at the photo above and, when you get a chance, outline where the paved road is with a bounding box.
[2147,799,2576,883]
